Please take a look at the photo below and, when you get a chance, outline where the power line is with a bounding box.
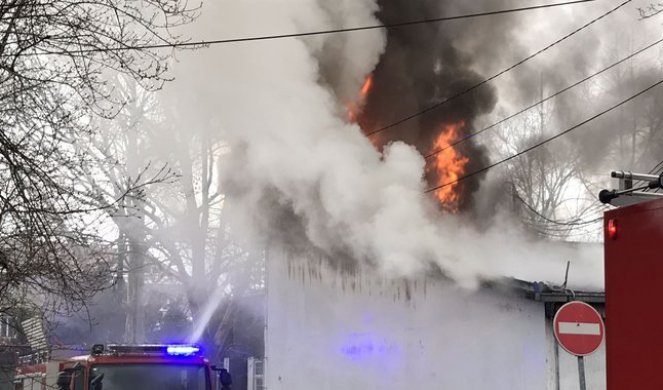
[365,0,632,138]
[527,223,604,238]
[425,36,663,160]
[515,194,604,226]
[425,76,663,194]
[649,159,663,174]
[20,0,597,56]
[644,158,663,193]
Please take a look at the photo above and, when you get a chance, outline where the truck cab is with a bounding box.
[16,344,231,390]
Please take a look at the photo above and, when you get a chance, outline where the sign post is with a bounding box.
[553,301,605,390]
[578,355,586,390]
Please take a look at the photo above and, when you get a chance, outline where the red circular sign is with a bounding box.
[553,301,604,356]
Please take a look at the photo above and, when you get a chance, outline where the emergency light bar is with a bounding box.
[92,344,202,357]
[166,345,200,356]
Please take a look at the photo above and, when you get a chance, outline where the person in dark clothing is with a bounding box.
[219,368,232,390]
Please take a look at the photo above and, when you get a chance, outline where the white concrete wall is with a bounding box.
[265,250,548,390]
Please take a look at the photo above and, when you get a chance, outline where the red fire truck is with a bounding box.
[601,171,663,389]
[14,344,232,390]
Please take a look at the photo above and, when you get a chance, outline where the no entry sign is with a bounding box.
[553,301,604,356]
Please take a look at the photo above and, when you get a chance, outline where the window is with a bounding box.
[72,370,85,390]
[89,364,209,390]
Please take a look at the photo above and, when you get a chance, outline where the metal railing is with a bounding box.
[599,170,663,206]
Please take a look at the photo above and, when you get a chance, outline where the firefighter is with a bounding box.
[219,368,232,390]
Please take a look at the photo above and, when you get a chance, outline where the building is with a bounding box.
[0,315,27,390]
[227,248,605,390]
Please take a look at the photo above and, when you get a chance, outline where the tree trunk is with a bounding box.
[125,232,147,343]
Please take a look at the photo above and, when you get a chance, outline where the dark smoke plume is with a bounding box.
[356,0,513,212]
[213,0,605,287]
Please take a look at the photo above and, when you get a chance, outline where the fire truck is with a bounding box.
[14,344,232,390]
[600,170,663,389]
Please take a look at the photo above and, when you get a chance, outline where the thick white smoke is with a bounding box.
[175,0,604,289]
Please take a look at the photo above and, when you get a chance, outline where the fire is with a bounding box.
[347,75,374,123]
[429,122,468,213]
[360,75,373,96]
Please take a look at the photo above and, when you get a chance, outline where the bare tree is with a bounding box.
[588,34,663,176]
[638,3,663,19]
[0,0,197,318]
[495,85,602,240]
[137,113,262,350]
[101,73,266,349]
[77,74,264,350]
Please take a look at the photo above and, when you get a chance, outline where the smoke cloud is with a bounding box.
[155,0,661,290]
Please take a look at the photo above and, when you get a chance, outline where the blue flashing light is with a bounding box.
[165,345,201,356]
[339,332,402,365]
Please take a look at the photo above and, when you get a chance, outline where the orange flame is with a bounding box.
[347,75,374,123]
[360,75,373,96]
[429,122,468,213]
